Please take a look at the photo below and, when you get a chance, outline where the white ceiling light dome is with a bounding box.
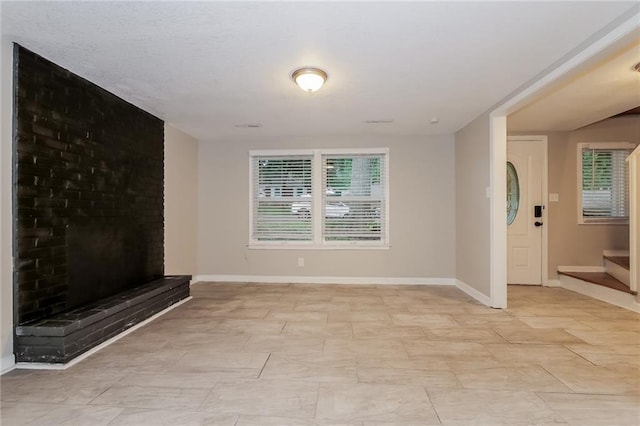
[291,67,328,92]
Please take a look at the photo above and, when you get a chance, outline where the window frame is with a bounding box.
[249,148,390,249]
[576,142,635,225]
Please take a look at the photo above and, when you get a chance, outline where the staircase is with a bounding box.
[604,251,630,288]
[558,251,635,295]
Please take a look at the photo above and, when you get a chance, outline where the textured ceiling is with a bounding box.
[509,39,640,131]
[1,1,637,141]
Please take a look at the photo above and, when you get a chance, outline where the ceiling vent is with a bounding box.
[364,119,394,124]
[234,123,263,128]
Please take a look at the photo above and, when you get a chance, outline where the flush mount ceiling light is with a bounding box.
[291,67,328,92]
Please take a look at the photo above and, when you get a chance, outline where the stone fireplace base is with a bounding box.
[14,276,190,364]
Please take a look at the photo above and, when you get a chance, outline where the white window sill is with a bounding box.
[579,219,629,225]
[248,244,391,250]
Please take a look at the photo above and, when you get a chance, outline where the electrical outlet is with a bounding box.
[298,257,304,267]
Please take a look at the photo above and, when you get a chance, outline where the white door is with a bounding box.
[507,138,545,285]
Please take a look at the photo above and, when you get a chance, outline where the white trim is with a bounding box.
[14,296,192,371]
[558,265,605,273]
[248,152,255,246]
[489,7,640,312]
[507,135,550,287]
[604,260,630,287]
[317,147,389,156]
[490,115,508,308]
[541,138,549,287]
[193,275,455,286]
[313,151,323,245]
[603,250,630,257]
[249,149,315,157]
[578,219,630,225]
[1,354,16,375]
[629,145,639,294]
[578,142,636,150]
[383,147,391,247]
[558,274,640,313]
[0,39,15,380]
[455,279,492,307]
[247,244,390,250]
[543,279,562,287]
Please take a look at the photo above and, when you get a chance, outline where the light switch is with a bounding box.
[549,193,559,202]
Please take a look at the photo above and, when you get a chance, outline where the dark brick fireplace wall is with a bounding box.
[13,45,164,326]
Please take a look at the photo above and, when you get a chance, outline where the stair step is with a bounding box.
[558,271,636,295]
[604,256,631,286]
[603,255,630,270]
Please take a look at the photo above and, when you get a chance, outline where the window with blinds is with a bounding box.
[250,154,313,242]
[322,154,385,242]
[579,143,633,223]
[249,149,389,247]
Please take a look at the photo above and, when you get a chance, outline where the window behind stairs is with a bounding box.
[578,142,635,224]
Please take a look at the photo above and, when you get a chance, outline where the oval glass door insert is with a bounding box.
[507,161,519,225]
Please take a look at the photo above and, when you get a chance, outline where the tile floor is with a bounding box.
[1,283,639,425]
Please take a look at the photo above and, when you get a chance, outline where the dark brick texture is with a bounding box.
[15,276,190,363]
[13,44,165,326]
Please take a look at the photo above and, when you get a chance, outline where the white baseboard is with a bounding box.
[508,283,541,286]
[543,279,562,287]
[1,354,16,375]
[454,279,492,307]
[195,275,496,306]
[557,265,605,273]
[193,275,456,286]
[558,274,640,313]
[14,296,193,371]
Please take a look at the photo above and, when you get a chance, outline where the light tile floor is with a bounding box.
[1,283,639,425]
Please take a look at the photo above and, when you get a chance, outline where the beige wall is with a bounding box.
[511,115,638,279]
[197,134,456,280]
[455,112,491,296]
[554,116,637,274]
[164,124,199,276]
[1,38,14,371]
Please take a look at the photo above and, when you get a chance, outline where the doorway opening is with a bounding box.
[488,9,639,309]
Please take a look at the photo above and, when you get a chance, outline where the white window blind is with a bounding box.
[322,154,386,242]
[581,146,631,221]
[249,148,389,247]
[251,154,313,241]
